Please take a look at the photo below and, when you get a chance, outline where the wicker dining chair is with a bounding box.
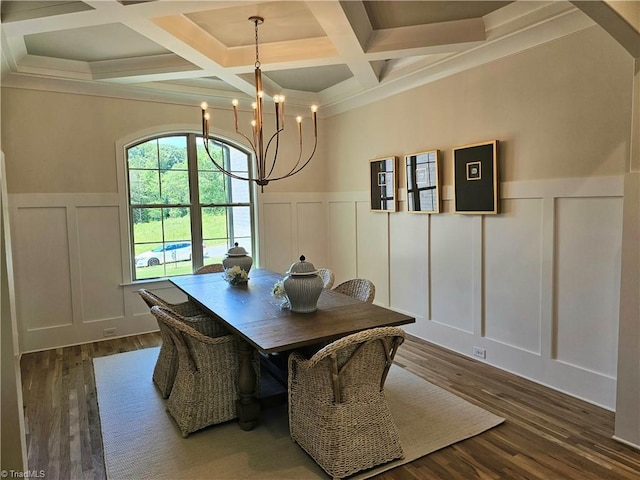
[316,268,335,289]
[288,326,406,479]
[332,278,375,303]
[195,263,225,274]
[138,289,228,398]
[138,287,202,317]
[151,306,259,437]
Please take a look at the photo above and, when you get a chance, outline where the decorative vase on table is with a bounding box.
[283,255,324,313]
[222,243,253,273]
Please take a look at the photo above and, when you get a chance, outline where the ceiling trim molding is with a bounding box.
[0,1,597,119]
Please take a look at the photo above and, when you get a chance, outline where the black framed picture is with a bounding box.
[369,157,397,212]
[405,149,440,213]
[453,140,499,214]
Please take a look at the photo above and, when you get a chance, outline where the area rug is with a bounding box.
[94,347,504,479]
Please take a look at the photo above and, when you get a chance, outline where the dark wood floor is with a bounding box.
[20,332,640,479]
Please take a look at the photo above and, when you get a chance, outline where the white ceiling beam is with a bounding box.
[571,0,640,57]
[367,18,486,53]
[90,54,201,82]
[304,0,380,89]
[139,14,255,96]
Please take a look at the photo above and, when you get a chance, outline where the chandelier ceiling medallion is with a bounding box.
[200,16,318,187]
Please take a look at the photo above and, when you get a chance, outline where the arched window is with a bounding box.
[125,133,255,280]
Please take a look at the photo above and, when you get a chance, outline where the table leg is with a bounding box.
[236,339,261,431]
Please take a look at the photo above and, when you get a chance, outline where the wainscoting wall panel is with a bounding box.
[12,205,73,331]
[430,210,475,333]
[327,199,357,283]
[77,206,124,322]
[295,201,327,269]
[259,194,329,275]
[484,198,544,354]
[10,194,158,352]
[260,202,293,273]
[8,175,624,408]
[555,196,622,378]
[388,210,429,319]
[355,200,390,306]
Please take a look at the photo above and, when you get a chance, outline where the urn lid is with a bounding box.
[287,255,318,276]
[226,242,250,257]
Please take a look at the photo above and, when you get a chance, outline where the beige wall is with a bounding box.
[325,26,632,192]
[1,92,326,194]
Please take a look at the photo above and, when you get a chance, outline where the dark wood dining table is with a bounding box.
[170,268,415,430]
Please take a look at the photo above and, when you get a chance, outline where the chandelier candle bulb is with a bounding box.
[201,102,209,145]
[232,99,239,131]
[311,105,318,136]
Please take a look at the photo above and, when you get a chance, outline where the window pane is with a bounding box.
[128,139,159,169]
[229,206,252,252]
[202,207,228,263]
[201,206,252,258]
[132,207,192,280]
[229,177,250,203]
[202,206,228,240]
[161,208,191,242]
[197,137,224,171]
[199,171,227,204]
[129,169,160,204]
[158,136,188,170]
[229,147,249,174]
[160,170,190,205]
[132,207,163,247]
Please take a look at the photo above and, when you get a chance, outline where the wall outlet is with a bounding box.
[473,346,486,359]
[103,327,116,337]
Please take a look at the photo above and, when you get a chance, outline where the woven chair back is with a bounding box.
[308,326,404,403]
[332,278,375,303]
[151,306,235,370]
[316,268,335,289]
[138,288,203,317]
[195,263,225,274]
[137,288,166,309]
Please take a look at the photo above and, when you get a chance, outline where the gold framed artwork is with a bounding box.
[369,156,398,212]
[453,140,499,214]
[405,149,440,213]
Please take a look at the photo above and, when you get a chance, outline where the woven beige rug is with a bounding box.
[94,347,504,479]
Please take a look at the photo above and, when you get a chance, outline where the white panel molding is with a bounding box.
[473,216,484,337]
[7,175,625,408]
[540,196,556,360]
[9,192,157,352]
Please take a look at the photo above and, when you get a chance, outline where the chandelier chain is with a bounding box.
[254,18,260,69]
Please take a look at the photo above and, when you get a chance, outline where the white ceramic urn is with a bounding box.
[222,242,253,273]
[283,255,324,313]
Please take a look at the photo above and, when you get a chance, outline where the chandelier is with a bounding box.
[200,16,318,187]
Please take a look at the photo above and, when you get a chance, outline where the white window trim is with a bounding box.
[115,123,259,284]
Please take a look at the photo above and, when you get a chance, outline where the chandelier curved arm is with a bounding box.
[267,135,318,182]
[202,138,255,182]
[264,127,284,178]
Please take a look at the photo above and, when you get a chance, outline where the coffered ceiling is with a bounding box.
[0,1,602,116]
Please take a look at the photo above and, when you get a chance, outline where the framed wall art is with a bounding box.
[405,149,440,213]
[453,140,499,214]
[369,156,398,212]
